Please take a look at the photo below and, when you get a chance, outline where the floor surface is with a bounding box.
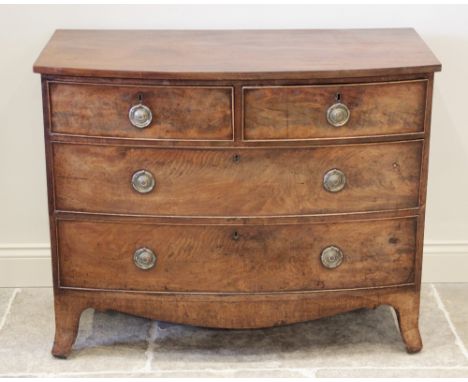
[0,284,467,378]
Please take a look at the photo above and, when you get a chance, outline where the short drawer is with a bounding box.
[58,217,417,293]
[53,141,422,216]
[243,80,427,140]
[49,82,234,140]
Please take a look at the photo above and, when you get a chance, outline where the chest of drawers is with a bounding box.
[34,29,441,358]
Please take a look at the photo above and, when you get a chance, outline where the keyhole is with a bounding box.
[232,231,240,241]
[233,154,241,163]
[335,93,342,102]
[138,93,143,103]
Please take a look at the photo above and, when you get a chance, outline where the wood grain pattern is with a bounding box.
[54,208,419,226]
[50,286,422,357]
[58,217,417,293]
[33,29,441,80]
[52,141,423,216]
[34,29,440,358]
[50,82,233,140]
[243,80,427,140]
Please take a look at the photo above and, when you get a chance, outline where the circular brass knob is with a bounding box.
[133,247,157,270]
[129,104,152,128]
[321,246,343,269]
[323,168,346,193]
[131,170,155,194]
[326,103,350,127]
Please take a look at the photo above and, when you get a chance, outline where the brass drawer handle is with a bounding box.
[131,170,155,194]
[321,245,343,269]
[323,168,346,193]
[326,102,350,127]
[133,247,157,270]
[129,103,153,128]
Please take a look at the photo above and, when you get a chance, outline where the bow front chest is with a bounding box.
[34,29,441,358]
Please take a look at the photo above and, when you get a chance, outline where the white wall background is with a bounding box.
[0,5,467,285]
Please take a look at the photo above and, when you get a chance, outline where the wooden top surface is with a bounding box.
[33,29,441,80]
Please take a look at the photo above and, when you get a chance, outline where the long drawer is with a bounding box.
[58,217,417,293]
[49,82,234,140]
[52,141,423,216]
[243,80,427,140]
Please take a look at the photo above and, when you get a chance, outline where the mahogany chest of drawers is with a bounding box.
[34,29,441,358]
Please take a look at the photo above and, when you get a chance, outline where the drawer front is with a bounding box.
[243,81,427,140]
[58,218,417,293]
[49,83,234,140]
[53,141,422,216]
